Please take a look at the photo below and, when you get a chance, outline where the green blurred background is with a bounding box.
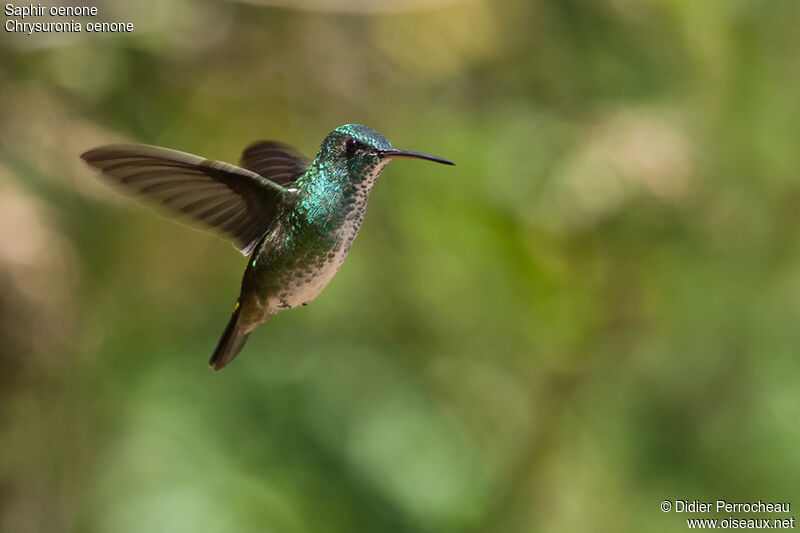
[2,0,800,531]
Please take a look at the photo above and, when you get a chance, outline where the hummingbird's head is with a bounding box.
[314,124,454,188]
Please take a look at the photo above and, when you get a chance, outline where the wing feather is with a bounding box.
[239,141,309,187]
[81,144,293,255]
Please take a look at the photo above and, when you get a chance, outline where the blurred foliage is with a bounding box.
[2,0,800,531]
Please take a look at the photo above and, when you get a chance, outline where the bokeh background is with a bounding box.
[2,0,800,531]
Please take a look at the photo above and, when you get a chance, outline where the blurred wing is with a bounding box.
[81,144,293,255]
[239,141,309,188]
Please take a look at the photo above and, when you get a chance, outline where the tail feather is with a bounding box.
[209,302,250,371]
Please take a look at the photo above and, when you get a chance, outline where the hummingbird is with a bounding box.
[81,124,454,371]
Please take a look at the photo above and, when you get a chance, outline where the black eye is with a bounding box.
[345,138,358,156]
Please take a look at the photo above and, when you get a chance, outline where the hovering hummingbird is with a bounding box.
[82,124,454,370]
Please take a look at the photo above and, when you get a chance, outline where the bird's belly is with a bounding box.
[258,230,354,311]
[245,205,367,319]
[278,258,343,307]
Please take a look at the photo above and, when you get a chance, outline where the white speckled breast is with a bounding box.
[247,160,389,320]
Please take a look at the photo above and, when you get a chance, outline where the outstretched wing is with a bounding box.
[81,144,294,255]
[239,141,309,188]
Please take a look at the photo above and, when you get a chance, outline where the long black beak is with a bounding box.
[379,148,455,166]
